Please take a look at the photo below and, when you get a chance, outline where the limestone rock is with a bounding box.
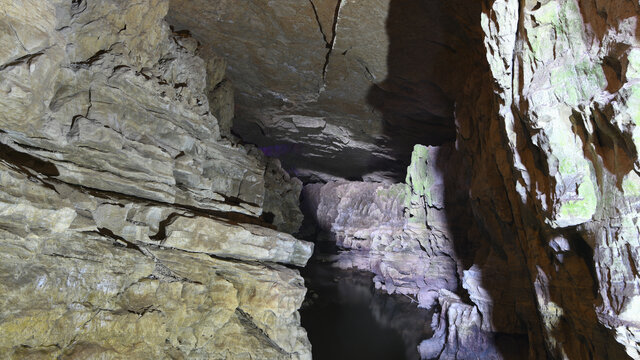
[165,0,477,181]
[301,144,460,302]
[0,0,266,216]
[263,157,305,234]
[153,216,312,266]
[0,0,311,358]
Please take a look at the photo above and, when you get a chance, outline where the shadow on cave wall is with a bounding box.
[366,0,457,175]
[365,1,528,358]
[366,0,635,359]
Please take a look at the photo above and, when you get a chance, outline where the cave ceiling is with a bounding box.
[167,0,482,182]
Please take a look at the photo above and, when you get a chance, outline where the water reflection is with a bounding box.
[301,253,433,360]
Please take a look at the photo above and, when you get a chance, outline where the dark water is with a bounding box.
[300,254,434,360]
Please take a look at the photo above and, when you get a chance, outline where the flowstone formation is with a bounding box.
[0,0,311,358]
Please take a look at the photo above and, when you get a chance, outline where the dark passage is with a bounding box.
[300,245,434,360]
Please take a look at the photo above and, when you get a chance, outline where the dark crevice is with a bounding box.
[321,0,343,84]
[0,141,60,177]
[0,52,45,72]
[259,211,275,224]
[46,252,101,263]
[126,306,161,317]
[70,49,111,70]
[97,227,147,256]
[149,212,185,241]
[308,0,330,46]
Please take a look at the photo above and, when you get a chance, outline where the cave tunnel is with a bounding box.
[1,0,640,359]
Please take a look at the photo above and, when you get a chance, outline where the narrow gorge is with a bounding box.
[1,0,640,359]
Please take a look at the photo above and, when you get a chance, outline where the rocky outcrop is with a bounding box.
[0,1,311,358]
[463,0,640,358]
[301,144,509,358]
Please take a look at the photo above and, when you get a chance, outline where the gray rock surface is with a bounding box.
[4,0,640,359]
[302,145,461,306]
[181,0,640,358]
[0,0,311,358]
[165,0,478,181]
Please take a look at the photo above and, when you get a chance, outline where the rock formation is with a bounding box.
[471,1,640,358]
[166,0,473,182]
[4,0,640,359]
[298,0,640,358]
[302,145,511,358]
[168,0,640,358]
[0,0,311,358]
[302,145,460,306]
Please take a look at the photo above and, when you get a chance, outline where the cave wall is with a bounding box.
[2,0,640,359]
[0,0,312,358]
[293,0,640,359]
[472,0,640,358]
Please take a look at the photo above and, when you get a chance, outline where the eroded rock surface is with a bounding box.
[0,0,311,358]
[342,0,640,359]
[4,0,640,359]
[467,0,640,358]
[301,144,511,358]
[165,0,640,358]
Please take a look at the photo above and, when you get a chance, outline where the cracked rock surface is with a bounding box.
[0,0,311,358]
[166,0,475,182]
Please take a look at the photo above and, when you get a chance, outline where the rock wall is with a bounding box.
[302,144,514,359]
[467,0,640,359]
[303,0,640,358]
[302,145,461,305]
[0,0,311,358]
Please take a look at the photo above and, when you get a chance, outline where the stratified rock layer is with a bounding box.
[0,1,311,358]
